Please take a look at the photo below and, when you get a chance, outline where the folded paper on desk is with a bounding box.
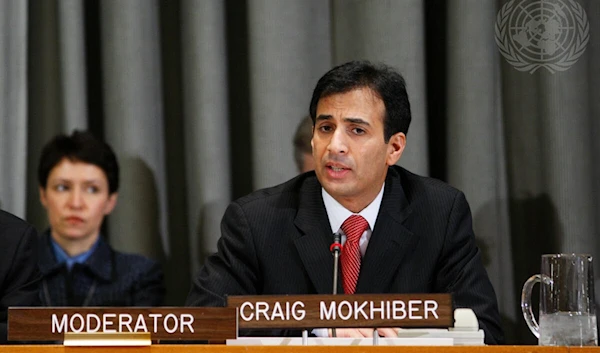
[394,308,484,346]
[396,328,484,346]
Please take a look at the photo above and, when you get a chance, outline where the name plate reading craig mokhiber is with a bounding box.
[227,294,452,329]
[8,307,237,342]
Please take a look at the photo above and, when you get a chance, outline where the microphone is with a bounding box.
[330,233,342,337]
[330,233,342,294]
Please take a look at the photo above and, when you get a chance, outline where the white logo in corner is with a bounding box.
[494,0,589,74]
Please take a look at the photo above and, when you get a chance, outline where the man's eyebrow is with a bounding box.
[344,117,370,126]
[316,115,370,126]
[315,114,332,121]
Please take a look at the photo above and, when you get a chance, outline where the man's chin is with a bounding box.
[322,183,354,198]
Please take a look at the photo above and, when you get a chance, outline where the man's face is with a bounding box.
[311,88,405,212]
[39,158,117,244]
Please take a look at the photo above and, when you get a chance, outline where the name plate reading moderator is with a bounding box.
[8,307,237,342]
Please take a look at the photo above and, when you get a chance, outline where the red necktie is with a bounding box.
[340,215,369,294]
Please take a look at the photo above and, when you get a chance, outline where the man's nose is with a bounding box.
[327,129,348,154]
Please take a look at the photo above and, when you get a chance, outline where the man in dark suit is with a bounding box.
[186,60,503,344]
[0,210,41,343]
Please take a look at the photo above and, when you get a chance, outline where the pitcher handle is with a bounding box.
[521,274,541,338]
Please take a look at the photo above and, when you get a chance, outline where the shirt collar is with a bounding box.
[322,183,385,233]
[50,235,100,271]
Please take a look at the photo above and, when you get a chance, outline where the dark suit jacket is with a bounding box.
[39,231,165,306]
[186,166,504,344]
[0,210,41,343]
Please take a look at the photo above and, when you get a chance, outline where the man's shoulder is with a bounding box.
[391,166,462,203]
[0,209,32,228]
[0,209,37,240]
[234,172,316,208]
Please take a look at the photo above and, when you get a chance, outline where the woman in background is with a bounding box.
[37,130,165,306]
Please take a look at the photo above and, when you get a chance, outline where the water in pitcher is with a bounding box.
[539,312,598,346]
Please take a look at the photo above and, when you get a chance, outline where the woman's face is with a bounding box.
[40,158,117,243]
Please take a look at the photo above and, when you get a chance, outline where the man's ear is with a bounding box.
[386,132,406,166]
[104,193,118,215]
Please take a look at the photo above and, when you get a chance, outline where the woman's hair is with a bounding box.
[38,130,119,194]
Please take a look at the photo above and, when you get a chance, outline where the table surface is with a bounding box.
[0,345,598,353]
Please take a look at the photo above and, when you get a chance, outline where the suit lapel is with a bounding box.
[355,168,418,293]
[293,175,342,294]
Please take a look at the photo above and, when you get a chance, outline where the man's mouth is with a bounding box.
[325,163,351,178]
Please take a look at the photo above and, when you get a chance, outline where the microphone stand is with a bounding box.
[330,233,342,338]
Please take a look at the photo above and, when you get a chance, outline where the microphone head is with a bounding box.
[333,232,341,243]
[330,233,342,253]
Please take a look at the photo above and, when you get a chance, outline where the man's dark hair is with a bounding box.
[309,60,411,142]
[37,130,119,194]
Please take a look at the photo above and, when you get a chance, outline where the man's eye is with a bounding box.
[352,127,366,135]
[319,125,333,132]
[86,186,100,193]
[55,184,68,192]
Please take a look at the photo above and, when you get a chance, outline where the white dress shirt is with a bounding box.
[321,183,385,256]
[313,183,385,337]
